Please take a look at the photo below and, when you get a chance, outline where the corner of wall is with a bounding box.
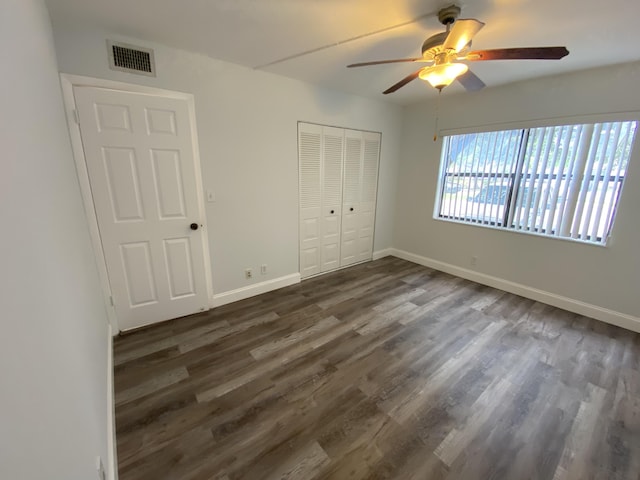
[388,248,640,334]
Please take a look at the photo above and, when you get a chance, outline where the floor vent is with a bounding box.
[107,41,156,77]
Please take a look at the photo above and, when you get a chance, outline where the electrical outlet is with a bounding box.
[245,268,252,279]
[261,264,267,275]
[470,256,478,266]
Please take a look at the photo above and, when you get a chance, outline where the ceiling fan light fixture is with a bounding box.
[419,63,468,90]
[348,5,569,95]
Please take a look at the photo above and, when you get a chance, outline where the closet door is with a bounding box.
[357,131,381,262]
[298,123,322,278]
[320,127,344,272]
[340,130,363,267]
[300,123,380,277]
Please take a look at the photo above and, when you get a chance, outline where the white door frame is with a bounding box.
[60,74,214,334]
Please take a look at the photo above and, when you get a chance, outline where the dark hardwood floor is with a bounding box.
[114,257,640,480]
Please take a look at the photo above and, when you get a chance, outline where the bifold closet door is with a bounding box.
[298,123,345,278]
[320,127,345,272]
[298,123,322,278]
[340,130,362,266]
[341,130,381,267]
[299,122,379,278]
[357,131,381,262]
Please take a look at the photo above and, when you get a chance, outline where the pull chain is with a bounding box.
[433,88,442,142]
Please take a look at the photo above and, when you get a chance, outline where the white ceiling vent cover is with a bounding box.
[107,41,156,77]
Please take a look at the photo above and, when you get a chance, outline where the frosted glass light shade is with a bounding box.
[419,63,469,89]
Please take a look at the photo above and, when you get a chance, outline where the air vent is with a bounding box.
[107,41,156,77]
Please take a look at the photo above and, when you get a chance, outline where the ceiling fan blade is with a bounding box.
[383,69,424,94]
[462,46,569,61]
[457,69,485,91]
[443,19,485,53]
[347,58,425,68]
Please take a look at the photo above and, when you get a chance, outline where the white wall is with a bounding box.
[50,22,404,298]
[0,1,111,479]
[394,61,640,321]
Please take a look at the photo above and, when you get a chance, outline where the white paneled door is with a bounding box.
[74,86,209,331]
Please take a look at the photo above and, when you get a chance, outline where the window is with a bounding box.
[436,121,638,244]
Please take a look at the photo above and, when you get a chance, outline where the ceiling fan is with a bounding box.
[347,5,569,94]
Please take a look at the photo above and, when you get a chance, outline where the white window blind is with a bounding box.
[436,120,637,244]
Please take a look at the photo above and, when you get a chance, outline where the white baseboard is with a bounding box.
[211,273,301,308]
[372,248,393,260]
[389,248,640,333]
[107,324,118,480]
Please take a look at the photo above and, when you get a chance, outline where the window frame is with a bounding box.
[433,114,639,246]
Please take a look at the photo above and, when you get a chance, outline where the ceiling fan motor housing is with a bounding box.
[421,32,449,58]
[421,5,461,58]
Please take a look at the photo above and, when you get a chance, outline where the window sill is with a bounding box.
[432,215,610,248]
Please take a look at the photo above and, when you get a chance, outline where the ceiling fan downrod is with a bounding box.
[437,4,461,27]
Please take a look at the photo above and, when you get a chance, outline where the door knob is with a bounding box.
[330,210,335,214]
[350,207,354,211]
[190,223,199,230]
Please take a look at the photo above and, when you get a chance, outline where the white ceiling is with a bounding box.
[45,0,640,105]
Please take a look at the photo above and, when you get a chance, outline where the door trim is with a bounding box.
[60,74,214,333]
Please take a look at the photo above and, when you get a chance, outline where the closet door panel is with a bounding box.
[298,123,322,278]
[361,133,380,204]
[340,210,358,265]
[358,204,375,261]
[341,130,363,267]
[357,132,381,262]
[342,132,362,205]
[321,127,344,272]
[321,209,341,271]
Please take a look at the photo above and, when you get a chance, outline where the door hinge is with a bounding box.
[72,109,80,124]
[109,295,114,306]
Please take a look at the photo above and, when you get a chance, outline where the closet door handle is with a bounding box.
[330,210,335,214]
[350,207,354,212]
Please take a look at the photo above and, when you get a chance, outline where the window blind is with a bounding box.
[436,120,637,245]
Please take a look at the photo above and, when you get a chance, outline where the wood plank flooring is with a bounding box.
[114,257,640,480]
